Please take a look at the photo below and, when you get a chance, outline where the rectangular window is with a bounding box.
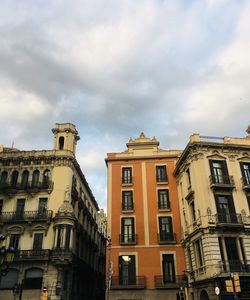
[33,233,43,250]
[158,190,170,209]
[65,225,71,249]
[16,199,25,219]
[119,255,136,285]
[38,198,48,215]
[186,168,191,186]
[121,217,135,243]
[156,166,168,183]
[190,200,196,222]
[240,162,250,185]
[209,160,229,184]
[215,195,237,223]
[187,247,193,272]
[162,254,175,283]
[122,191,134,210]
[122,167,132,184]
[247,194,250,211]
[159,216,174,241]
[194,239,204,267]
[9,234,20,250]
[56,225,63,249]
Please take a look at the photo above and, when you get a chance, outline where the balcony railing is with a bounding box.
[0,210,53,223]
[110,276,146,290]
[16,249,50,261]
[121,177,133,185]
[219,260,250,273]
[0,181,53,193]
[51,248,74,263]
[158,232,176,244]
[216,213,243,225]
[242,176,250,190]
[119,234,137,245]
[209,175,235,189]
[156,176,168,183]
[122,203,134,211]
[154,275,187,289]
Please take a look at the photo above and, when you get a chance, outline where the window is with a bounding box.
[56,225,64,249]
[38,198,48,215]
[159,217,174,242]
[215,195,237,223]
[122,167,132,184]
[122,191,133,210]
[43,169,50,186]
[11,171,18,187]
[187,247,193,272]
[156,165,168,182]
[21,170,29,188]
[190,200,196,222]
[194,239,204,267]
[9,234,20,250]
[65,225,71,249]
[121,218,135,243]
[0,171,8,187]
[209,160,229,184]
[16,199,25,219]
[33,233,43,250]
[59,136,64,150]
[240,162,250,185]
[186,168,191,186]
[24,268,43,289]
[32,170,40,187]
[247,194,250,211]
[162,254,175,283]
[119,255,136,285]
[0,268,19,289]
[158,189,170,209]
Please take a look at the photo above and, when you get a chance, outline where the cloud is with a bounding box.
[0,0,249,207]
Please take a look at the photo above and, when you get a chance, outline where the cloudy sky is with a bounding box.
[0,0,250,209]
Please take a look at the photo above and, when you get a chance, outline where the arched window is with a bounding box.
[0,171,8,187]
[0,268,19,289]
[59,136,64,150]
[21,170,29,188]
[11,171,19,187]
[32,170,40,187]
[24,268,43,289]
[43,170,50,187]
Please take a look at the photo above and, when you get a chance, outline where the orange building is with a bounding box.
[106,133,186,300]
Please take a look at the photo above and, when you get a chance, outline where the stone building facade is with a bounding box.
[0,123,106,300]
[174,126,250,300]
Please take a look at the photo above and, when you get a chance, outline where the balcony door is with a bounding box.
[210,160,228,184]
[119,255,136,285]
[225,237,241,272]
[162,254,175,283]
[241,162,250,185]
[38,198,47,215]
[16,199,25,219]
[121,218,134,243]
[215,195,236,223]
[159,217,173,241]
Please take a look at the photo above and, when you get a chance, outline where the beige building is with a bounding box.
[0,123,106,300]
[174,126,250,300]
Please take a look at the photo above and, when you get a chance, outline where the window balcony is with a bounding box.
[241,177,250,191]
[121,203,134,211]
[119,234,137,245]
[0,181,53,195]
[0,210,52,223]
[209,175,235,190]
[158,232,176,244]
[215,213,243,226]
[219,260,250,273]
[154,275,187,289]
[15,249,50,261]
[110,276,146,290]
[121,177,133,185]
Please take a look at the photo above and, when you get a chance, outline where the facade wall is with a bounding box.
[106,134,186,300]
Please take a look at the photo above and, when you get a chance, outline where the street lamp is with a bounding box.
[0,234,16,278]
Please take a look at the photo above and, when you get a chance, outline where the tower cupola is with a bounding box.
[52,123,80,154]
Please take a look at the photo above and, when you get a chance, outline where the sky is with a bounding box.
[0,0,250,210]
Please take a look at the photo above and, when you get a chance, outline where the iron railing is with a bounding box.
[0,210,52,222]
[0,181,53,191]
[154,275,187,288]
[110,276,146,289]
[16,249,50,261]
[209,175,235,187]
[158,232,176,243]
[216,213,243,225]
[121,177,133,185]
[122,202,134,211]
[219,260,250,273]
[119,234,137,245]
